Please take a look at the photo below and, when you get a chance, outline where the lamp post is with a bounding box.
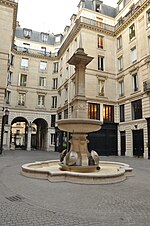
[0,108,9,155]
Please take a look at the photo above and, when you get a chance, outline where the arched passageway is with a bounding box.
[11,117,28,150]
[10,117,48,151]
[32,118,48,151]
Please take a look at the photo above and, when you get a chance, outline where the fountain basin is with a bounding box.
[57,119,102,133]
[22,160,133,185]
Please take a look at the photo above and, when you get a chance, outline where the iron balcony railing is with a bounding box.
[80,16,115,32]
[14,46,58,57]
[115,0,146,31]
[143,80,150,92]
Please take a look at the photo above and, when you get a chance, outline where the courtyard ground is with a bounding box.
[0,149,150,226]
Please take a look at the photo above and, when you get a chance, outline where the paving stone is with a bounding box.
[0,150,150,225]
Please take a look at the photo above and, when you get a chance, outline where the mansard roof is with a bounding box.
[81,0,117,18]
[15,27,62,45]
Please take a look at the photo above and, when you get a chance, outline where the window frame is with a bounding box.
[97,35,104,49]
[18,92,26,106]
[103,105,114,122]
[98,55,104,71]
[130,46,137,64]
[131,99,142,120]
[88,103,100,120]
[120,104,125,122]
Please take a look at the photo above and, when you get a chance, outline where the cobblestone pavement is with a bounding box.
[0,150,150,226]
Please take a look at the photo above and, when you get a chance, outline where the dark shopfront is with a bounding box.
[55,122,118,156]
[146,118,150,159]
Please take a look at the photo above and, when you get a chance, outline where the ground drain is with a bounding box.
[5,195,24,202]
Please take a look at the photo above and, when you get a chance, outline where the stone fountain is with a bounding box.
[21,44,133,184]
[57,46,102,172]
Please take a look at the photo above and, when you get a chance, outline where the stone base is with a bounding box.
[21,160,133,185]
[59,163,100,173]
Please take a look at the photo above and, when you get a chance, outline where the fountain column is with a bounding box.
[57,46,102,170]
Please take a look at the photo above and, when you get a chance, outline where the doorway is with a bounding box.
[132,129,144,157]
[120,131,126,156]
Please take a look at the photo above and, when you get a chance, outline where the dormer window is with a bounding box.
[96,3,101,12]
[70,14,77,23]
[118,1,123,11]
[78,0,85,10]
[55,36,61,43]
[23,29,32,39]
[94,0,102,12]
[41,33,49,42]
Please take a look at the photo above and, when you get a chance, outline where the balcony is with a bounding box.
[14,46,58,58]
[143,80,150,92]
[115,0,146,31]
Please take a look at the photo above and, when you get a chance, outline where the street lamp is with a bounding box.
[0,108,9,155]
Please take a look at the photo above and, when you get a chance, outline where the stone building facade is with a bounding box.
[0,0,150,158]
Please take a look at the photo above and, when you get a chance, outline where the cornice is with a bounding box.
[115,0,150,36]
[58,18,114,58]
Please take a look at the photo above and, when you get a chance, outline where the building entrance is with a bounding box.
[120,131,126,156]
[132,129,144,157]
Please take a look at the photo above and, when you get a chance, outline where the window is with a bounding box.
[7,71,12,85]
[21,58,28,69]
[52,78,58,89]
[103,105,114,122]
[38,95,45,107]
[148,36,150,53]
[41,47,46,55]
[118,56,123,71]
[52,96,57,108]
[58,112,62,120]
[53,62,59,73]
[64,109,68,119]
[132,99,142,120]
[51,134,55,145]
[23,43,30,52]
[119,80,124,97]
[20,74,27,86]
[117,35,122,49]
[118,1,123,11]
[147,10,150,26]
[39,77,46,87]
[23,29,32,38]
[18,93,25,106]
[98,35,103,49]
[132,73,138,92]
[96,17,103,28]
[10,54,14,66]
[129,24,135,40]
[88,103,100,120]
[98,80,105,96]
[65,87,68,101]
[51,115,56,127]
[98,56,104,71]
[66,48,69,61]
[131,47,137,63]
[55,35,61,43]
[40,61,47,72]
[96,3,101,12]
[41,33,49,42]
[120,104,125,122]
[6,91,11,104]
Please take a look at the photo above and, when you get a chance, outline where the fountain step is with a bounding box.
[21,160,133,185]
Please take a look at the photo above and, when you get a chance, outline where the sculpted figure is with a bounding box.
[91,150,99,165]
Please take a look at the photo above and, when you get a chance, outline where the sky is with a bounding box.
[17,0,118,34]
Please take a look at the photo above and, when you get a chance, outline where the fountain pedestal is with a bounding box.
[57,45,102,171]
